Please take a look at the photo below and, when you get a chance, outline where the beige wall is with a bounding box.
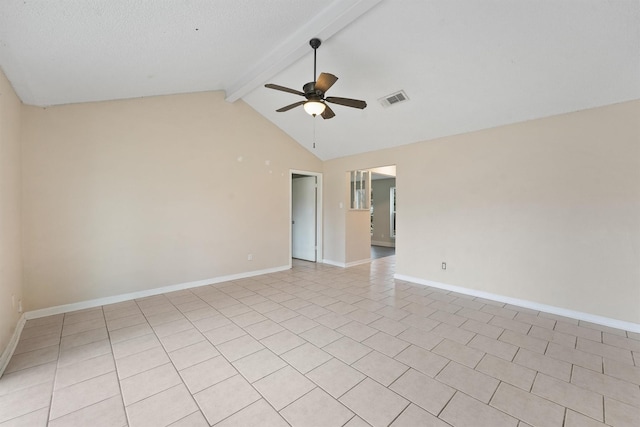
[324,100,640,324]
[0,68,23,354]
[21,92,321,310]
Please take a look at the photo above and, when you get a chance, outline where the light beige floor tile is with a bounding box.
[179,355,237,394]
[533,373,603,420]
[194,374,260,425]
[13,332,61,355]
[260,329,306,355]
[555,321,602,342]
[264,307,301,323]
[48,395,127,427]
[443,392,518,427]
[300,325,343,347]
[202,323,246,345]
[108,323,153,344]
[106,313,147,331]
[216,399,289,427]
[145,310,185,327]
[4,345,59,374]
[151,318,193,338]
[457,307,494,323]
[232,348,286,383]
[429,310,466,327]
[127,383,198,427]
[158,328,205,352]
[513,348,571,381]
[0,362,56,396]
[528,325,577,347]
[54,353,115,390]
[61,318,106,337]
[564,410,607,427]
[57,339,111,368]
[352,351,408,386]
[230,310,268,328]
[50,371,120,420]
[490,382,565,427]
[369,317,409,336]
[430,322,475,345]
[432,339,484,368]
[475,354,536,391]
[253,366,315,410]
[343,415,372,427]
[120,363,182,406]
[393,345,448,377]
[577,337,634,364]
[167,411,208,427]
[112,332,161,359]
[0,382,52,423]
[181,306,219,321]
[514,312,556,330]
[281,343,332,373]
[499,330,548,354]
[571,365,640,407]
[307,358,365,398]
[115,346,170,379]
[279,315,319,334]
[191,314,232,333]
[337,321,379,342]
[603,357,640,384]
[461,318,504,339]
[18,322,62,341]
[59,326,108,351]
[347,308,383,325]
[340,378,408,427]
[481,305,517,320]
[282,387,354,427]
[436,361,499,403]
[489,316,532,335]
[216,334,264,362]
[469,334,518,361]
[323,337,371,364]
[168,340,219,370]
[315,312,352,329]
[396,327,442,350]
[244,319,285,340]
[390,403,450,427]
[362,332,409,357]
[0,407,49,426]
[63,309,104,326]
[545,342,602,372]
[604,397,640,427]
[388,368,454,415]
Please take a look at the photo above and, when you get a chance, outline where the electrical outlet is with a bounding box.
[247,254,253,261]
[441,262,447,270]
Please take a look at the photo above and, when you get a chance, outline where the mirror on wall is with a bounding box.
[349,170,370,210]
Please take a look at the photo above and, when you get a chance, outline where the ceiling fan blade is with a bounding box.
[326,96,367,109]
[265,84,305,97]
[321,104,335,120]
[315,73,338,94]
[276,100,305,112]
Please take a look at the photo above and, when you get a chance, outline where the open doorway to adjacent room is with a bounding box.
[370,166,396,259]
[290,170,322,263]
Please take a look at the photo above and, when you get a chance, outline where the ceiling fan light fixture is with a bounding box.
[304,100,326,116]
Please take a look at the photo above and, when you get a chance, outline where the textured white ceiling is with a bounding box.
[1,0,638,160]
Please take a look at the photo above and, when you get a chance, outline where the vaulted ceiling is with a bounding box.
[1,0,638,160]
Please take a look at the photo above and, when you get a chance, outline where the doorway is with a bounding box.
[290,170,323,263]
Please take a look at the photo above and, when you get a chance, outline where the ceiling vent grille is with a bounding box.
[379,90,409,108]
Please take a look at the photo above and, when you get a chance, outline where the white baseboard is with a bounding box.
[323,258,372,268]
[395,274,640,333]
[0,314,26,377]
[25,265,290,320]
[322,259,346,268]
[346,258,371,267]
[371,241,395,248]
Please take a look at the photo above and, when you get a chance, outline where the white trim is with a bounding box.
[25,265,290,320]
[395,274,640,333]
[0,314,26,377]
[322,259,346,268]
[345,258,372,267]
[371,241,395,248]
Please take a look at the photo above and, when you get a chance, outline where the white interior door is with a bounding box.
[292,176,317,261]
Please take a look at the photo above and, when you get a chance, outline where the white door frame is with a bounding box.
[290,170,323,267]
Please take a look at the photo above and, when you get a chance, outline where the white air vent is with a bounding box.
[379,90,409,108]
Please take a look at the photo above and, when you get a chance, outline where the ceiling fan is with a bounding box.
[265,38,367,119]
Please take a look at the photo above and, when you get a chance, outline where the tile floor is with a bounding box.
[1,256,639,426]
